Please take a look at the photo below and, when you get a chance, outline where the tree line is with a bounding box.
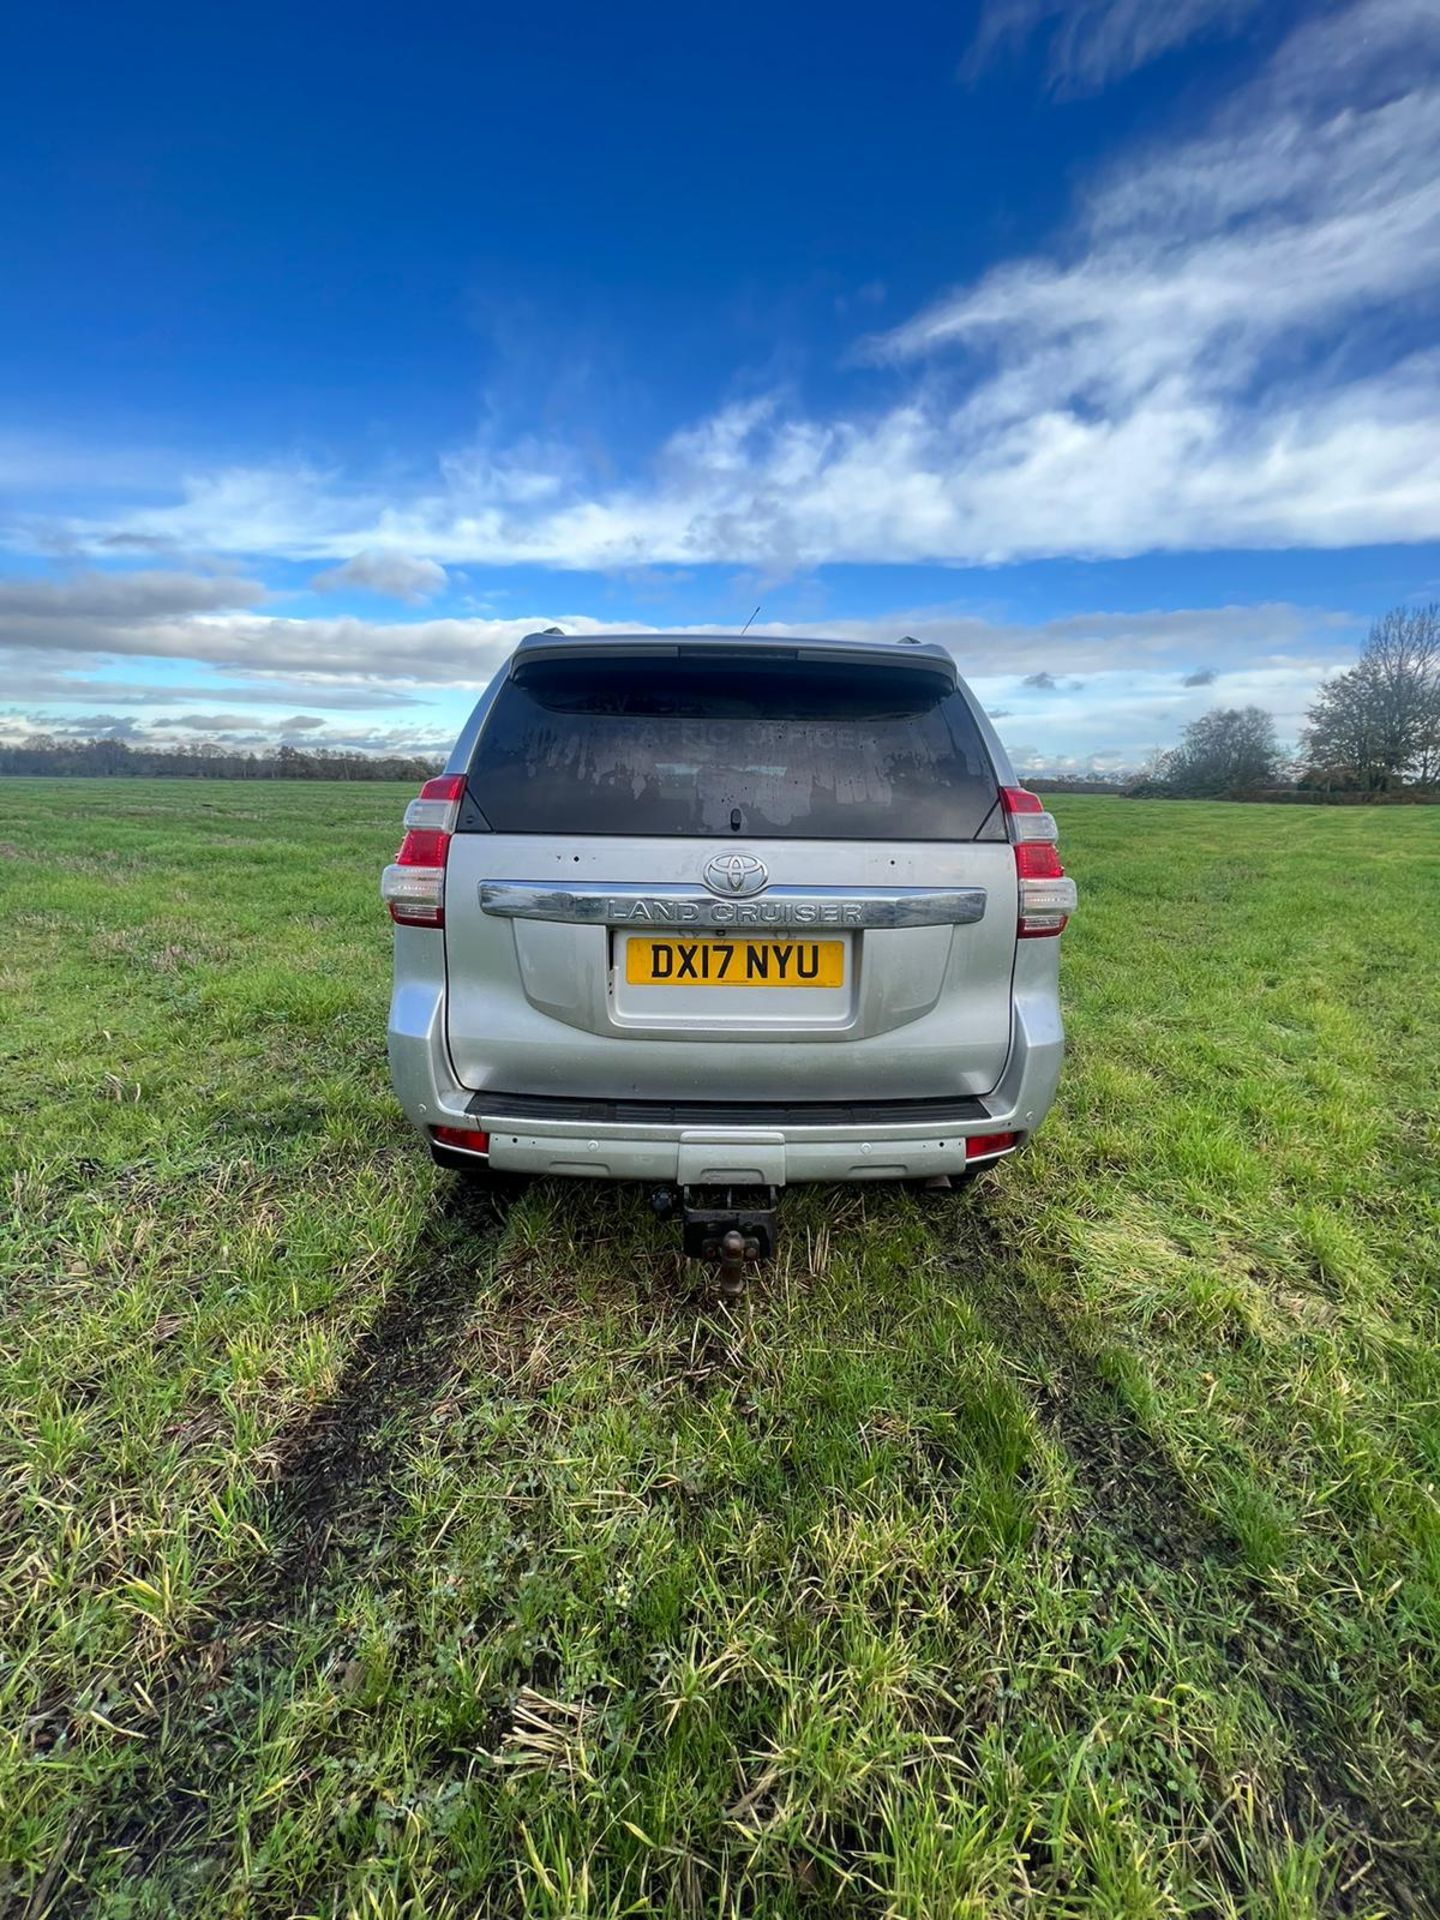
[1134,603,1440,800]
[0,737,443,782]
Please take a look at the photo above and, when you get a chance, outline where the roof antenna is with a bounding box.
[740,604,761,635]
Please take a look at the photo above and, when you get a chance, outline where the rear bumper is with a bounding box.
[388,973,1063,1184]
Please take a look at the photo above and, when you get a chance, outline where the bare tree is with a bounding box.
[1161,706,1283,797]
[1303,604,1440,790]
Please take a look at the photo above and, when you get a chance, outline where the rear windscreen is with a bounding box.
[465,655,1000,840]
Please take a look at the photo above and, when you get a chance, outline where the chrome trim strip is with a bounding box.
[480,882,987,930]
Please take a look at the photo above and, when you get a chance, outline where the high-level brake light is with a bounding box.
[381,774,466,927]
[1000,786,1077,938]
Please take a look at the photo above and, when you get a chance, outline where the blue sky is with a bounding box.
[2,0,1437,770]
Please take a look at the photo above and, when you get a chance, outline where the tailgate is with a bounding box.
[444,833,1016,1100]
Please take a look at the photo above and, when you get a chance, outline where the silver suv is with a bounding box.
[384,631,1074,1237]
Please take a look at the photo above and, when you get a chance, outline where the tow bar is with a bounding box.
[653,1185,779,1296]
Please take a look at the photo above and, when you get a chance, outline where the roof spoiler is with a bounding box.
[513,631,957,682]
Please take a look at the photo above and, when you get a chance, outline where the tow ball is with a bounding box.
[652,1185,779,1297]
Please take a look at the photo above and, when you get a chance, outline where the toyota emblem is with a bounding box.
[702,852,770,897]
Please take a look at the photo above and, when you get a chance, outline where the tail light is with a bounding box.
[381,775,465,927]
[1000,787,1076,938]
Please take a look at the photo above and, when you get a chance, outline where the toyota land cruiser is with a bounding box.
[383,630,1074,1249]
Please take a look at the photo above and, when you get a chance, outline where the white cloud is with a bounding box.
[145,710,330,733]
[0,585,1357,684]
[311,550,449,603]
[149,711,277,731]
[976,658,1338,762]
[0,669,428,709]
[0,570,265,638]
[886,6,1440,373]
[0,585,1365,763]
[0,0,1432,612]
[964,0,1265,94]
[14,0,1433,578]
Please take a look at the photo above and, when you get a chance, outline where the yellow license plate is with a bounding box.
[624,936,846,988]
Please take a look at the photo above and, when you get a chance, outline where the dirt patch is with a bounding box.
[973,1273,1235,1573]
[257,1178,524,1598]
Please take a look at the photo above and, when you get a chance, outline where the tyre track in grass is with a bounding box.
[49,1175,523,1914]
[928,1189,1440,1917]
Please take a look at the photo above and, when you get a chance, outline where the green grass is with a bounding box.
[1,780,1438,1919]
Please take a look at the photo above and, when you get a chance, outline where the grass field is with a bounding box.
[2,780,1438,1919]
